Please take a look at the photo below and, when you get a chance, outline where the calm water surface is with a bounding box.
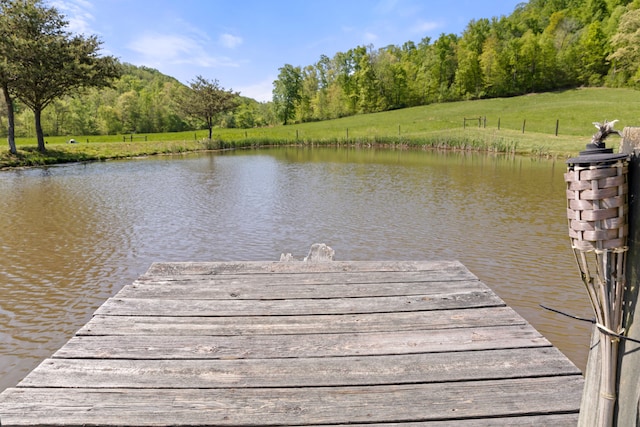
[0,147,592,391]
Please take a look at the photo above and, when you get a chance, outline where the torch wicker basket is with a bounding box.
[565,160,628,252]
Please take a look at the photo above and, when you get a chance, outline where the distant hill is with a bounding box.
[1,62,276,139]
[270,0,640,124]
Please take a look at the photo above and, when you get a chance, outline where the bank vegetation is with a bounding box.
[2,87,639,169]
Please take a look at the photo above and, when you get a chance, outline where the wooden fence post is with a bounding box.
[615,126,640,426]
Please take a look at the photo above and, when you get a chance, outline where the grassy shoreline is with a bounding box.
[0,130,567,169]
[3,87,635,169]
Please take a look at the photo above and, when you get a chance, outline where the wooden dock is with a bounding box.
[0,260,584,426]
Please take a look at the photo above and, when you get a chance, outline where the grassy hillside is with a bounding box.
[3,87,639,167]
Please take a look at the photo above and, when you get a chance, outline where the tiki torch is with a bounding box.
[565,120,628,426]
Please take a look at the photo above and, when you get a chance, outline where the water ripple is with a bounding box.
[0,150,590,391]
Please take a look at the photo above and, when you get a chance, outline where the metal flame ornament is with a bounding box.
[566,120,628,427]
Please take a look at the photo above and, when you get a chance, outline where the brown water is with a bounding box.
[0,147,591,391]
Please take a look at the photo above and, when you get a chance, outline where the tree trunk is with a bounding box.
[206,115,213,140]
[34,107,45,152]
[2,83,17,155]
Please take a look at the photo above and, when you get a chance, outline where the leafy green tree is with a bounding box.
[97,104,122,135]
[480,34,507,96]
[584,0,610,23]
[455,19,491,99]
[519,30,541,92]
[542,10,580,87]
[607,7,640,86]
[273,64,302,125]
[353,46,380,113]
[324,81,349,119]
[576,21,610,85]
[0,79,17,154]
[537,32,561,89]
[502,37,525,95]
[545,10,578,51]
[432,33,459,101]
[412,37,438,104]
[333,50,360,114]
[43,99,70,136]
[0,0,120,152]
[117,91,140,134]
[257,102,278,127]
[314,55,336,119]
[298,65,319,122]
[0,0,20,153]
[234,99,257,128]
[371,45,407,110]
[396,41,421,106]
[455,47,483,98]
[180,76,238,139]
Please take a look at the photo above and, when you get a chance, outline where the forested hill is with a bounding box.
[271,0,640,124]
[4,0,640,138]
[1,62,274,138]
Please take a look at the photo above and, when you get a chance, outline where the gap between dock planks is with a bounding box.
[0,260,584,426]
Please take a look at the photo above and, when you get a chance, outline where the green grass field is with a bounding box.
[2,87,639,168]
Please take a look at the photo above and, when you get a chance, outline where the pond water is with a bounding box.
[0,147,592,391]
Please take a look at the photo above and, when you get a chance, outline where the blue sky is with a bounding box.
[50,0,523,102]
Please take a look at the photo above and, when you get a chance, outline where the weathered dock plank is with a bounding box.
[95,290,503,316]
[22,347,578,388]
[0,377,584,426]
[118,278,485,299]
[0,260,583,426]
[55,325,549,359]
[78,306,526,336]
[142,260,471,275]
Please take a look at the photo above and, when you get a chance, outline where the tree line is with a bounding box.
[4,0,640,148]
[272,0,640,125]
[0,0,265,153]
[0,60,273,143]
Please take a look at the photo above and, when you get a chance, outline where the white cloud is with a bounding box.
[374,0,400,15]
[237,77,274,103]
[363,32,378,43]
[127,32,239,68]
[50,0,95,35]
[219,33,243,49]
[411,20,443,34]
